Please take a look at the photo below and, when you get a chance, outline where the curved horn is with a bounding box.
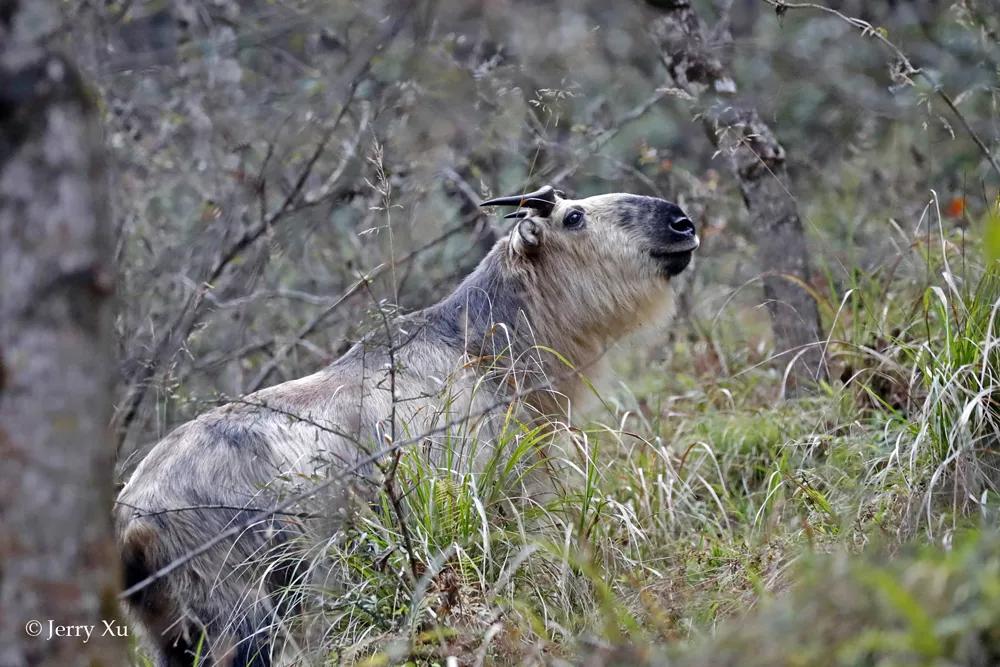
[480,185,558,217]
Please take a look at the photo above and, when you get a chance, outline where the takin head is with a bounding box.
[483,184,698,277]
[478,185,699,352]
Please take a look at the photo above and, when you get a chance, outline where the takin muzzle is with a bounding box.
[115,185,697,666]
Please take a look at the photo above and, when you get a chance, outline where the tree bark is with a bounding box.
[0,1,127,665]
[649,0,828,395]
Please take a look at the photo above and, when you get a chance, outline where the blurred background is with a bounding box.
[84,0,997,467]
[25,1,995,662]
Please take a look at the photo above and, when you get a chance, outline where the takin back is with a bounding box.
[115,185,699,666]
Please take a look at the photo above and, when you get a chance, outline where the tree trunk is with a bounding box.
[0,2,127,665]
[649,0,828,395]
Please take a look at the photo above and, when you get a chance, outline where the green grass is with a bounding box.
[670,528,1000,667]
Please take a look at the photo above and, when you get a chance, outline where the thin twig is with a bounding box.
[245,212,487,392]
[363,280,422,583]
[114,10,412,442]
[546,88,672,185]
[114,499,319,520]
[763,0,1000,179]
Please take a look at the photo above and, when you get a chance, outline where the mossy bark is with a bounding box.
[649,0,828,396]
[0,1,127,664]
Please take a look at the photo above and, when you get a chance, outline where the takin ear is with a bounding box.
[510,218,543,258]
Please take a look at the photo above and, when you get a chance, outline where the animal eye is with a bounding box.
[563,209,584,228]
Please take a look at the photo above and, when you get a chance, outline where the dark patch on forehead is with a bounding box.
[617,205,637,231]
[613,195,660,231]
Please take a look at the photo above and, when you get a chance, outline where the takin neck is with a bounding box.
[424,241,531,360]
[421,240,672,411]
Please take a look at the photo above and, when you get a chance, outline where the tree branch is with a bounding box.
[761,0,1000,180]
[648,0,829,393]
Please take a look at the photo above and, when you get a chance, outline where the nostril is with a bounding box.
[669,217,696,237]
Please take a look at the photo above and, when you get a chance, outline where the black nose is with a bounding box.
[669,216,696,239]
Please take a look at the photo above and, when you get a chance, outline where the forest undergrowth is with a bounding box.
[178,202,1000,667]
[102,2,1000,664]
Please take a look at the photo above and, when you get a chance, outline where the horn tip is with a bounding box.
[478,185,559,211]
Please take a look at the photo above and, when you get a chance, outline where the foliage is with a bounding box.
[672,528,1000,667]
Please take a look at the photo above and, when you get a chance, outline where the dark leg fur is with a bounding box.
[122,531,276,666]
[157,634,202,667]
[148,611,274,667]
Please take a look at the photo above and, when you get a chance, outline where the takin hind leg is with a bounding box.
[144,601,277,667]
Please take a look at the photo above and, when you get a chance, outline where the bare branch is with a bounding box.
[762,0,1000,180]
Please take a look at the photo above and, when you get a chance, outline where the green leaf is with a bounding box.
[983,201,1000,263]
